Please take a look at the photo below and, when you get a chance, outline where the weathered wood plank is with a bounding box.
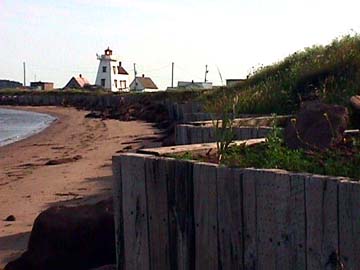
[305,175,339,270]
[255,170,292,270]
[193,163,219,270]
[145,157,171,270]
[238,127,252,140]
[257,127,272,138]
[201,127,212,143]
[112,155,124,270]
[120,154,150,270]
[339,180,360,269]
[288,173,307,270]
[250,126,259,139]
[138,138,265,156]
[175,125,186,145]
[242,169,258,270]
[167,159,195,270]
[217,167,243,270]
[192,126,203,144]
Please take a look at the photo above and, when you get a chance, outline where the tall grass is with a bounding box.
[214,34,360,116]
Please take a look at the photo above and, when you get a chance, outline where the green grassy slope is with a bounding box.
[215,34,360,116]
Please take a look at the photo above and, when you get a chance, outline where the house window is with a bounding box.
[120,80,126,90]
[113,66,117,74]
[101,79,106,87]
[114,80,118,88]
[102,66,107,73]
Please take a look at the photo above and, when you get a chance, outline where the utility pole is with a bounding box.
[204,64,209,83]
[23,62,26,87]
[134,63,137,88]
[171,62,174,88]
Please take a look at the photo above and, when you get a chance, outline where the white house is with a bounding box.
[95,48,129,92]
[129,75,159,92]
[176,81,213,90]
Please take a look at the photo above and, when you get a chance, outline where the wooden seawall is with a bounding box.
[113,152,359,270]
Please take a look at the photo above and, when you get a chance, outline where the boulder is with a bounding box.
[350,95,360,111]
[284,102,349,150]
[5,199,115,270]
[350,95,360,128]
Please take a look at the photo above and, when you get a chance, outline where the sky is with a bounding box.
[1,0,360,89]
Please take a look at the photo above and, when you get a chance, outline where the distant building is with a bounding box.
[64,74,90,89]
[0,79,22,89]
[176,81,213,90]
[226,79,246,87]
[95,47,129,92]
[130,75,158,92]
[30,81,54,91]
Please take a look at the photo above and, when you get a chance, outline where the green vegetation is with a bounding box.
[221,127,360,180]
[204,93,237,161]
[205,34,360,119]
[168,126,360,179]
[196,34,360,179]
[167,151,195,161]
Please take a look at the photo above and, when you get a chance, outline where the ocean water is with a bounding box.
[0,108,56,147]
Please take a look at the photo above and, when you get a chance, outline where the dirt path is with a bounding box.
[0,106,161,267]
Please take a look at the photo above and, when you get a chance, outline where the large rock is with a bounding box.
[284,102,349,150]
[350,95,360,128]
[350,95,360,111]
[5,199,115,270]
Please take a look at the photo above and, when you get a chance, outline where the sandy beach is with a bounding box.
[0,106,160,267]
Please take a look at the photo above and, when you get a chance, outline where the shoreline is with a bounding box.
[0,106,161,267]
[0,107,57,147]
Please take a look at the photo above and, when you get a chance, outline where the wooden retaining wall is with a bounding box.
[113,153,359,270]
[175,124,273,145]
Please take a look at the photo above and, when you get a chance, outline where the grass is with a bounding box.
[221,128,360,180]
[169,126,360,180]
[203,34,360,126]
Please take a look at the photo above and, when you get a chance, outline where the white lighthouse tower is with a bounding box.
[95,47,129,92]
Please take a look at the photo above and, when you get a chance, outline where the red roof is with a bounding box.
[74,76,90,87]
[137,77,158,89]
[118,66,129,75]
[64,75,90,88]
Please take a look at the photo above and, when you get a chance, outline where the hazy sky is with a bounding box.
[1,0,360,89]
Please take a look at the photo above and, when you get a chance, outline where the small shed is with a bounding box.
[64,74,90,89]
[129,75,158,92]
[30,81,54,91]
[177,81,213,90]
[226,79,246,87]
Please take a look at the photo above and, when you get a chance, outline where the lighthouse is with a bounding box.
[95,48,129,92]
